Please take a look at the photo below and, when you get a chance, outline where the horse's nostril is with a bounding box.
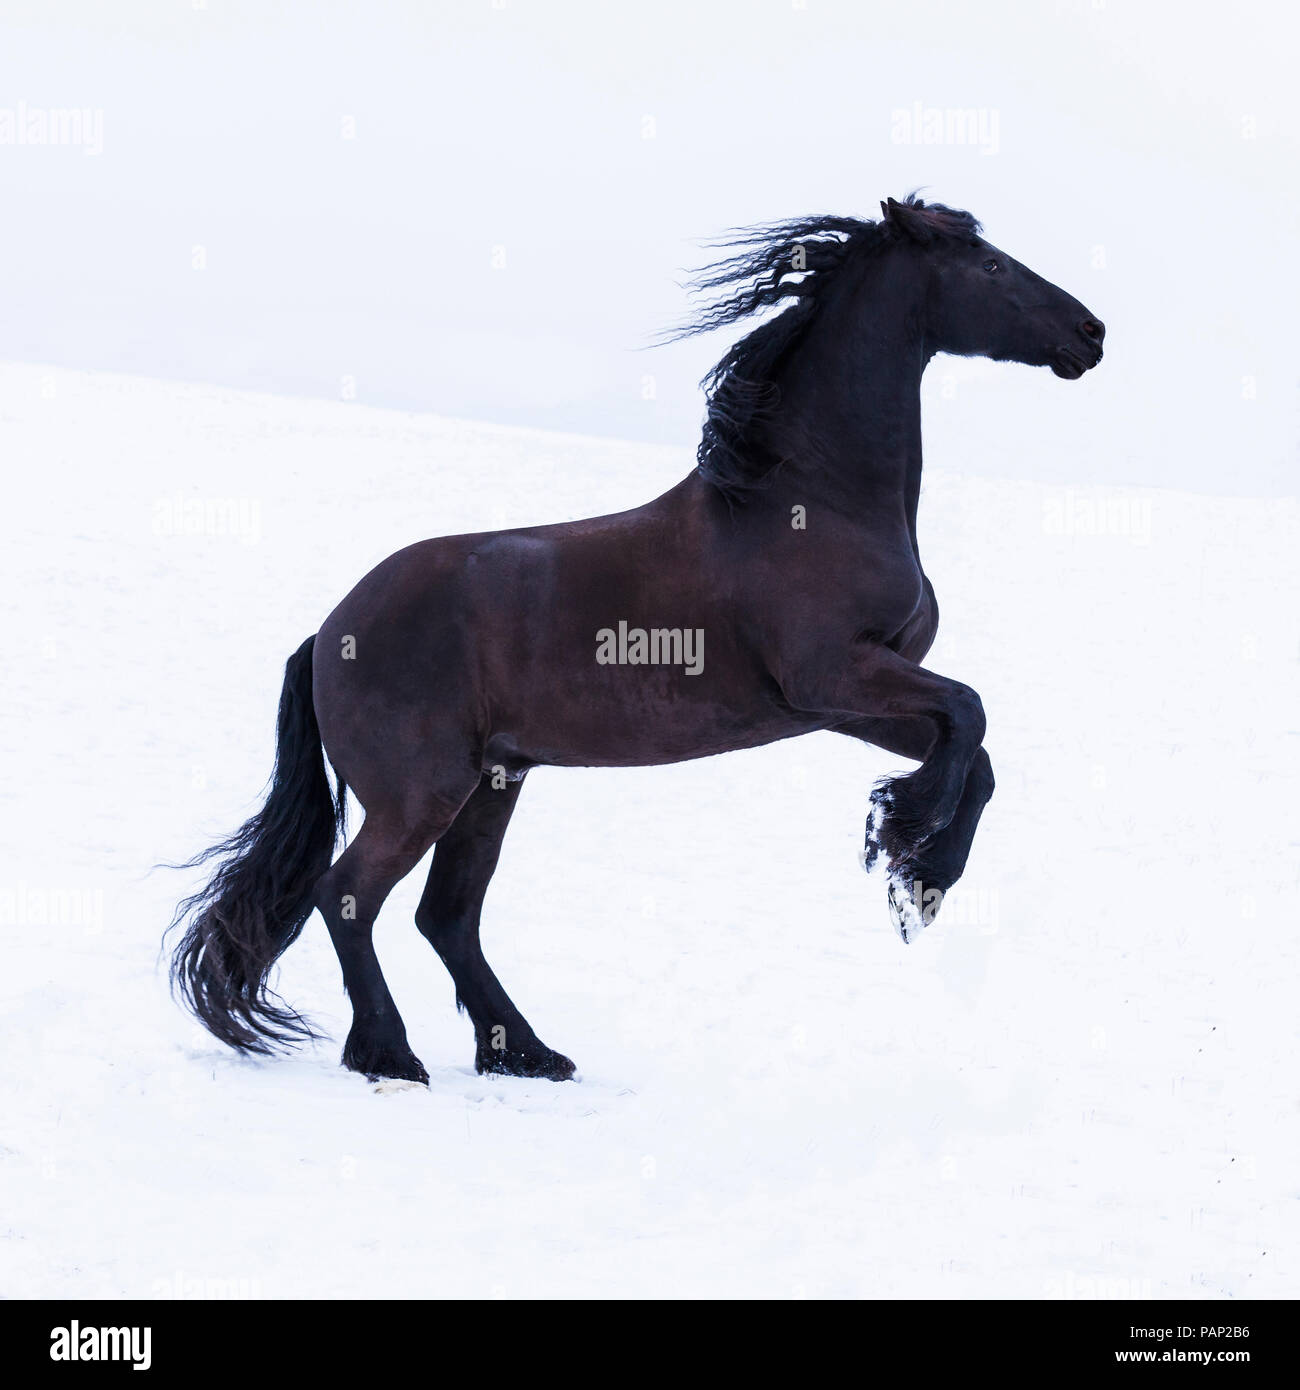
[1081,318,1105,343]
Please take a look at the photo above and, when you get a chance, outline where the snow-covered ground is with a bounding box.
[1,361,1295,1299]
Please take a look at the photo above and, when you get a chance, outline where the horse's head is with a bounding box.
[881,197,1105,380]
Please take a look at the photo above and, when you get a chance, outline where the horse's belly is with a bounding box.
[486,669,813,771]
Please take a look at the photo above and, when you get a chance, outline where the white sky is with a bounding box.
[0,0,1295,493]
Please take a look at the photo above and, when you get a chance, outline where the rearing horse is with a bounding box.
[169,195,1105,1085]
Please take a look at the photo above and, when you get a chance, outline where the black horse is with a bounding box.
[169,195,1104,1085]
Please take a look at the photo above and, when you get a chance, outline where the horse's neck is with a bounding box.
[767,256,929,535]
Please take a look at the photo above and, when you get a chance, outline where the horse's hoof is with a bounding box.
[887,870,946,943]
[342,1036,430,1086]
[362,1057,429,1086]
[476,1044,577,1082]
[887,876,924,944]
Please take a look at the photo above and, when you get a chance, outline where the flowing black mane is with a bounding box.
[676,195,982,501]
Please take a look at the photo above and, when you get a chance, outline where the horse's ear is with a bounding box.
[881,196,934,245]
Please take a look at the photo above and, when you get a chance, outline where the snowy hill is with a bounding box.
[1,361,1296,1298]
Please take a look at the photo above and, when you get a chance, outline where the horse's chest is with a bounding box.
[850,542,927,641]
[843,539,935,658]
[885,571,938,662]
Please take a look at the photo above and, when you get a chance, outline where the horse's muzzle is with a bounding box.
[1051,340,1103,379]
[1052,317,1105,378]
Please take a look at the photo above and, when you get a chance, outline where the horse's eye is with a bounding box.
[983,258,1000,274]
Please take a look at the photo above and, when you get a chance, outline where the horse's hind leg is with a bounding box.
[415,773,575,1081]
[315,799,468,1084]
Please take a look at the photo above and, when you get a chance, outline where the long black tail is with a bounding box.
[167,635,346,1054]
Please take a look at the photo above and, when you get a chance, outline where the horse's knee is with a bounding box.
[949,683,986,747]
[968,747,995,803]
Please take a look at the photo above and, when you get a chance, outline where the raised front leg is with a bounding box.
[792,643,988,940]
[839,715,995,940]
[415,773,576,1081]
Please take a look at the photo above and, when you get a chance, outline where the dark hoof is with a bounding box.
[476,1042,577,1082]
[342,1034,429,1086]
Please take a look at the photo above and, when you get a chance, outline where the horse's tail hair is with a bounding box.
[166,635,346,1054]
